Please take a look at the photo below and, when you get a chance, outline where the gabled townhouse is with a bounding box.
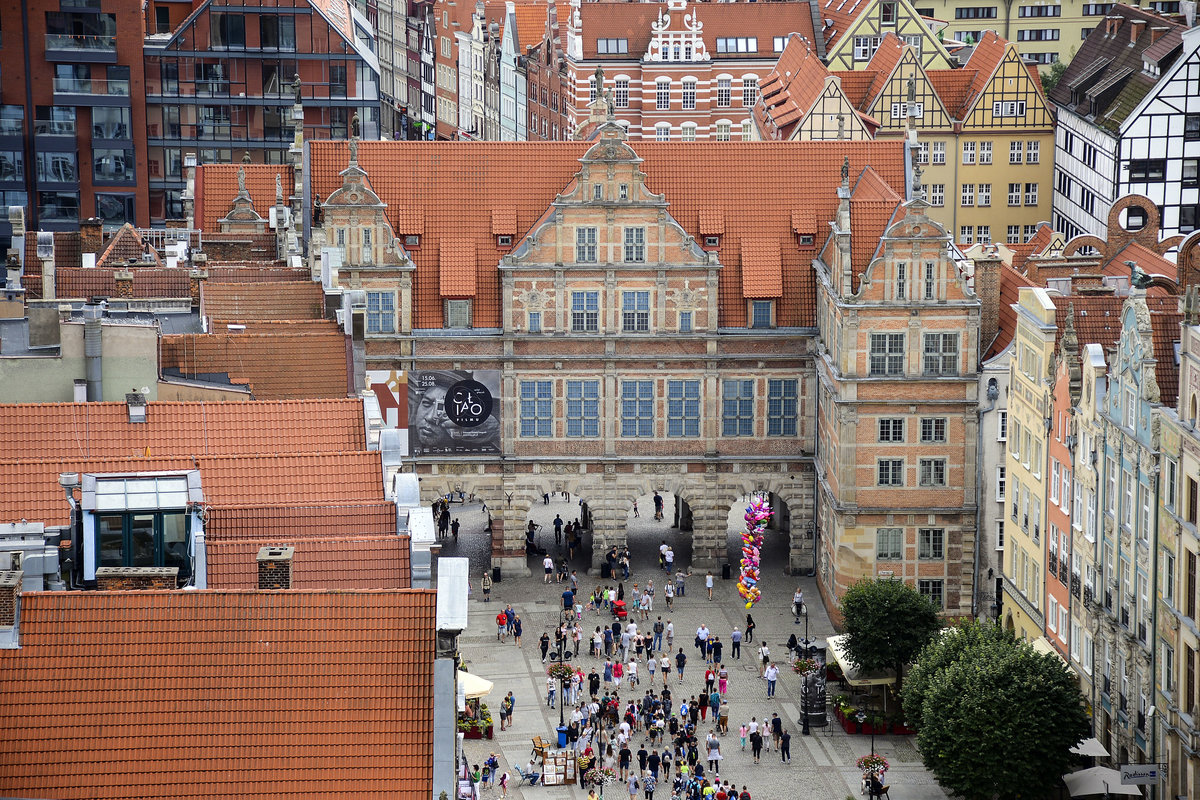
[753,35,876,141]
[817,0,955,70]
[565,0,820,141]
[1050,5,1194,244]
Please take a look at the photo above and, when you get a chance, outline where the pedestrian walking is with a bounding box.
[543,554,554,583]
[758,643,770,678]
[675,649,687,684]
[717,664,728,695]
[765,662,779,698]
[705,571,714,600]
[633,500,640,518]
[744,614,756,643]
[481,571,492,602]
[540,631,551,662]
[730,627,741,659]
[792,587,805,624]
[652,617,664,652]
[451,518,460,540]
[738,724,747,751]
[554,514,563,544]
[780,728,791,763]
[749,730,763,764]
[513,615,523,647]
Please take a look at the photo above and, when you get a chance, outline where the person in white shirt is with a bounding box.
[627,658,638,686]
[765,662,780,698]
[759,642,771,677]
[543,554,554,583]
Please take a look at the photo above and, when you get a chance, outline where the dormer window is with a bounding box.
[705,236,721,248]
[619,184,628,201]
[593,184,603,201]
[798,234,814,246]
[498,235,513,247]
[405,234,421,248]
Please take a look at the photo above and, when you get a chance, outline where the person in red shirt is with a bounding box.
[496,612,507,641]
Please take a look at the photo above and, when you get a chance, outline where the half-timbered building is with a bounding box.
[818,0,954,71]
[753,35,875,141]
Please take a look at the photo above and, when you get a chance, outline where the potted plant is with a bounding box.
[856,753,889,776]
[584,766,618,797]
[826,660,845,683]
[457,703,494,739]
[547,662,575,681]
[792,657,821,676]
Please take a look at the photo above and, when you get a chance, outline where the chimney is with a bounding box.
[83,298,105,401]
[37,231,55,301]
[125,392,147,423]
[257,546,294,589]
[973,247,1003,355]
[79,217,104,256]
[0,570,21,626]
[94,566,179,590]
[1150,26,1167,44]
[1130,19,1146,44]
[113,269,134,298]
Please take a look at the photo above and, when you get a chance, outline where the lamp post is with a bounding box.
[549,649,572,729]
[855,709,876,759]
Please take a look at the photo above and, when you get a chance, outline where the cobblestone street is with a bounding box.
[445,495,952,800]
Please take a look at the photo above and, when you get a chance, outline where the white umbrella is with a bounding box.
[458,671,494,700]
[1070,737,1110,757]
[1063,767,1142,797]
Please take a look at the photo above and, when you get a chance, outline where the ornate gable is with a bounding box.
[645,0,710,63]
[319,139,411,270]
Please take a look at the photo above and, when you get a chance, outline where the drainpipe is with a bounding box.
[974,378,1000,619]
[83,299,104,401]
[1149,462,1160,800]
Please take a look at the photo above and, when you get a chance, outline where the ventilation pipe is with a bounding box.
[83,298,105,401]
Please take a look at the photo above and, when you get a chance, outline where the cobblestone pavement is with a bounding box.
[446,494,952,800]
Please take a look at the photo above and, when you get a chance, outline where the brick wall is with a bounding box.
[94,566,179,590]
[0,570,20,625]
[257,547,294,589]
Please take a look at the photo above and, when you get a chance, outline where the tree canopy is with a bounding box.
[901,621,1015,730]
[902,624,1090,800]
[838,578,941,691]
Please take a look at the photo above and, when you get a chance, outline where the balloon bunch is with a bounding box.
[738,496,772,609]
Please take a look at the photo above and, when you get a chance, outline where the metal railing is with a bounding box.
[53,77,129,96]
[45,33,116,51]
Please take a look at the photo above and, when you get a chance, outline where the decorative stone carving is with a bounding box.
[640,463,681,474]
[538,463,578,475]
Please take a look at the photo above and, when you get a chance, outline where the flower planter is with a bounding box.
[461,725,494,740]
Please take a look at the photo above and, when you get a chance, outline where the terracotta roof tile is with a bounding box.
[792,209,818,235]
[0,588,435,800]
[97,224,163,268]
[207,536,412,590]
[308,139,907,329]
[822,0,870,51]
[0,451,385,526]
[1152,308,1183,407]
[740,239,783,298]
[394,207,424,235]
[836,70,878,109]
[699,208,725,236]
[1104,241,1178,283]
[511,2,548,53]
[160,332,350,399]
[54,267,191,300]
[209,319,340,334]
[0,399,366,462]
[196,164,293,231]
[207,265,311,282]
[862,33,907,107]
[755,35,833,139]
[849,168,903,281]
[491,207,518,236]
[201,281,326,322]
[988,264,1036,358]
[439,239,478,298]
[962,31,1008,109]
[926,69,977,118]
[578,2,816,60]
[204,502,398,541]
[1054,295,1126,356]
[25,231,81,270]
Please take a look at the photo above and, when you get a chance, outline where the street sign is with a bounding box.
[1119,764,1163,785]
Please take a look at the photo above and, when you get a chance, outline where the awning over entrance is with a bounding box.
[825,633,896,687]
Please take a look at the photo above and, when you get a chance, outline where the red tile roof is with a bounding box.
[160,332,350,399]
[307,139,907,328]
[836,71,876,108]
[926,69,977,118]
[207,265,312,283]
[203,502,398,541]
[699,207,725,236]
[0,588,435,800]
[849,167,903,279]
[209,319,341,334]
[207,535,412,590]
[25,231,81,270]
[0,399,366,462]
[1104,241,1178,283]
[511,2,548,53]
[97,224,163,268]
[491,207,518,236]
[1152,308,1183,407]
[201,281,326,321]
[439,239,478,298]
[987,264,1036,359]
[0,452,385,526]
[755,35,833,139]
[54,267,191,300]
[821,0,870,51]
[578,2,816,60]
[740,239,783,298]
[195,164,293,230]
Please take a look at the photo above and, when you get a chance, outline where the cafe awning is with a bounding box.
[1063,767,1142,797]
[826,634,896,687]
[1070,737,1110,757]
[458,670,494,700]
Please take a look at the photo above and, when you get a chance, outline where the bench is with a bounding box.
[531,736,550,761]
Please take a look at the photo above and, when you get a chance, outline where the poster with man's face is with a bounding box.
[408,370,502,455]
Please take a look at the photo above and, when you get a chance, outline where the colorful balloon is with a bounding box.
[737,496,772,607]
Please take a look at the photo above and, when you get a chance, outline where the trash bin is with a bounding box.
[557,725,568,748]
[601,562,612,579]
[492,566,501,582]
[721,562,731,580]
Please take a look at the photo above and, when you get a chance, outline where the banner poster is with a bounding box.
[408,370,501,456]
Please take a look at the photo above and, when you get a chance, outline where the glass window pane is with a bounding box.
[97,515,124,567]
[162,513,189,575]
[129,514,155,566]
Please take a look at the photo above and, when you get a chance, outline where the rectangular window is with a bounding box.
[1185,115,1200,142]
[722,380,754,437]
[1025,183,1039,205]
[997,520,1005,550]
[979,141,993,164]
[211,13,246,48]
[715,123,731,142]
[679,310,693,332]
[978,225,991,244]
[961,227,973,245]
[918,579,944,609]
[1165,551,1176,605]
[1166,458,1178,511]
[620,380,654,437]
[1128,159,1167,182]
[445,299,471,328]
[896,262,907,299]
[961,183,975,207]
[666,380,701,438]
[932,141,946,164]
[919,459,947,487]
[259,15,296,50]
[1187,550,1197,620]
[622,289,650,331]
[917,142,929,164]
[1007,225,1021,244]
[878,418,905,442]
[962,141,976,164]
[930,184,945,206]
[878,459,904,486]
[767,379,798,436]
[682,80,696,110]
[998,410,1008,441]
[571,290,599,332]
[1026,140,1040,164]
[623,227,645,263]
[595,38,629,54]
[918,528,945,559]
[979,184,992,207]
[656,81,671,111]
[921,417,947,443]
[1183,158,1199,188]
[519,380,553,437]
[853,35,882,61]
[923,333,958,376]
[992,100,1027,117]
[1008,182,1022,206]
[750,300,773,329]
[566,380,600,437]
[717,79,731,108]
[575,227,597,263]
[614,79,629,108]
[869,333,905,376]
[1009,140,1024,165]
[1019,4,1062,15]
[528,311,542,333]
[715,37,758,53]
[742,77,758,107]
[366,291,395,333]
[997,465,1007,500]
[877,528,903,560]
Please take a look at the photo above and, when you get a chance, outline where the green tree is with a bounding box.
[901,621,1015,730]
[838,578,941,695]
[907,635,1090,800]
[1040,60,1068,92]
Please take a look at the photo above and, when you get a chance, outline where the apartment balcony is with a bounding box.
[44,33,117,63]
[1071,574,1082,599]
[53,77,130,106]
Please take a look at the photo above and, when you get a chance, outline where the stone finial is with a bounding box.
[841,156,849,187]
[275,173,283,203]
[236,166,247,196]
[242,151,252,164]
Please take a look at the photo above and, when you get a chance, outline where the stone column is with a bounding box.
[492,476,531,578]
[689,468,728,570]
[587,485,627,576]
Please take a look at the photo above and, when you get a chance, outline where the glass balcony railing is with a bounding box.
[45,33,116,52]
[53,77,130,96]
